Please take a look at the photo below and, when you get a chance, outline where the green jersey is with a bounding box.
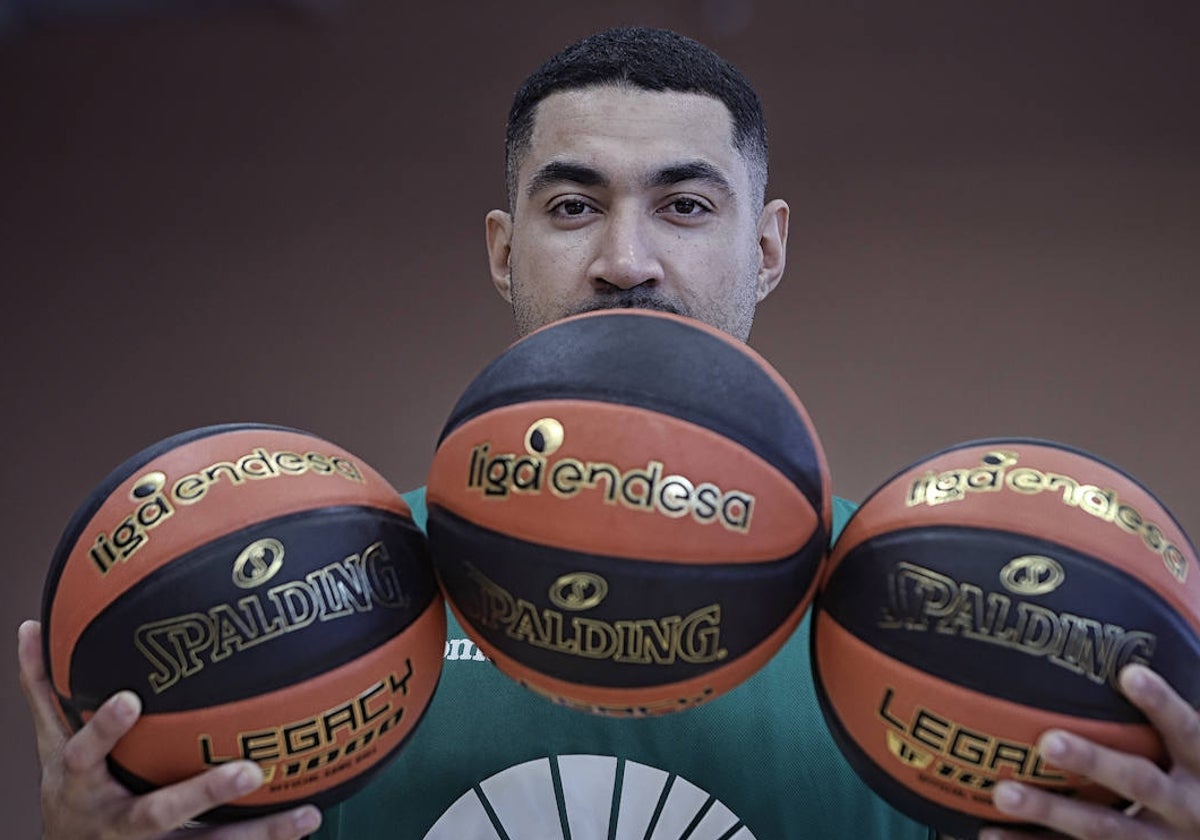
[312,489,932,839]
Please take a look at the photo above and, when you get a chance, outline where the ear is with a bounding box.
[486,209,514,302]
[755,199,789,302]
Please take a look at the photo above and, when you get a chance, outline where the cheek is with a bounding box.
[509,245,590,322]
[514,237,591,293]
[671,234,756,290]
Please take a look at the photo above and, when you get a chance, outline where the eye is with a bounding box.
[660,196,712,217]
[549,198,596,217]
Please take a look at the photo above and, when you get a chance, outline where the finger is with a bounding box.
[1038,729,1182,830]
[200,805,323,840]
[61,689,142,775]
[990,779,1160,840]
[990,780,1118,838]
[978,824,1054,840]
[124,762,270,836]
[17,619,70,757]
[1120,664,1200,775]
[1038,718,1199,830]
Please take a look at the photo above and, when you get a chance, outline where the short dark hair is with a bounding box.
[505,27,769,208]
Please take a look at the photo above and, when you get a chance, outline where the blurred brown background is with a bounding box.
[2,0,1197,832]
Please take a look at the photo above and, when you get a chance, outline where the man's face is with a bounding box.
[486,86,788,341]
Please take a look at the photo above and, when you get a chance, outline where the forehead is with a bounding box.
[519,86,745,188]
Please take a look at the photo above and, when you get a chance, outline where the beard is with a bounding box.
[563,285,757,343]
[509,275,757,342]
[565,287,690,319]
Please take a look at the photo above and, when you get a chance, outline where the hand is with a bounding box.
[18,619,322,840]
[979,664,1200,840]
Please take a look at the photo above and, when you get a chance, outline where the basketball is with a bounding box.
[811,438,1200,837]
[41,423,445,820]
[426,309,830,717]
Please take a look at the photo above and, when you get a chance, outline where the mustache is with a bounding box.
[568,289,689,318]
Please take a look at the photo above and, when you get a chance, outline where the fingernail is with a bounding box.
[111,691,141,724]
[993,782,1024,812]
[1041,731,1067,760]
[233,762,264,794]
[294,806,321,832]
[1123,663,1150,693]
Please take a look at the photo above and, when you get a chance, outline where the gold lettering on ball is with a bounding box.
[548,572,608,611]
[233,538,286,589]
[1000,555,1065,596]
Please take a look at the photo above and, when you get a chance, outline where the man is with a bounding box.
[18,26,1200,840]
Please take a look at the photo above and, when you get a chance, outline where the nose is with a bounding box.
[587,205,664,291]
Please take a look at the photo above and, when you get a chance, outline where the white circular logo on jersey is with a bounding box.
[423,755,755,839]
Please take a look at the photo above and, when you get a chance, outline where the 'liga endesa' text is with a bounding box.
[467,442,754,533]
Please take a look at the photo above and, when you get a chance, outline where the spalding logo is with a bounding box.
[233,538,286,588]
[548,572,608,611]
[1000,555,1065,596]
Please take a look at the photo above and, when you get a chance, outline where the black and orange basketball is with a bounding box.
[426,310,830,716]
[812,438,1200,838]
[42,423,444,820]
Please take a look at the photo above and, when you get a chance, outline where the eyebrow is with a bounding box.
[525,161,607,198]
[645,160,734,196]
[524,158,735,199]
